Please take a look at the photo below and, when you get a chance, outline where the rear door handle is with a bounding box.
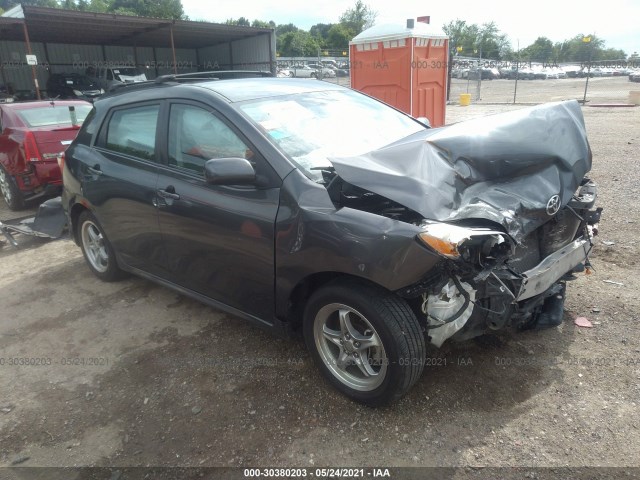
[157,188,180,200]
[87,164,102,176]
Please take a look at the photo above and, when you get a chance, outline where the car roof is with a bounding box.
[193,78,346,102]
[97,78,348,106]
[197,77,345,102]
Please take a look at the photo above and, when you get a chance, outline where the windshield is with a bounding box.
[60,76,98,89]
[17,104,93,128]
[239,89,424,181]
[113,68,147,83]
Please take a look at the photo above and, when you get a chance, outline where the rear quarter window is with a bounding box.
[74,106,97,145]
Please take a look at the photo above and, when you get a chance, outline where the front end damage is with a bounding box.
[326,100,601,346]
[398,178,601,346]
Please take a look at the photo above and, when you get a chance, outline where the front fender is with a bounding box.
[274,169,439,318]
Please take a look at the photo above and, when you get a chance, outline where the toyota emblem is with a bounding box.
[546,195,561,216]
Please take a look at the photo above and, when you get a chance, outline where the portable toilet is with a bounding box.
[350,19,449,127]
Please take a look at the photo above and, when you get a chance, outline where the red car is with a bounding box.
[0,100,92,210]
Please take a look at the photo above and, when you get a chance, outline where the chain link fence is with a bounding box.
[447,57,640,105]
[287,54,640,105]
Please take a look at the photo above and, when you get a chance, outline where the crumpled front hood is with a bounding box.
[330,100,591,243]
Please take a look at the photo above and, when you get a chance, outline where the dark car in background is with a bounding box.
[46,74,104,101]
[62,76,600,406]
[0,100,92,209]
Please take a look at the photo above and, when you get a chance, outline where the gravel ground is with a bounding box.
[0,78,638,476]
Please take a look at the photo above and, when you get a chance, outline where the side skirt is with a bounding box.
[121,263,286,335]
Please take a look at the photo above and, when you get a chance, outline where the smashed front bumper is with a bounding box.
[516,237,591,301]
[413,226,598,346]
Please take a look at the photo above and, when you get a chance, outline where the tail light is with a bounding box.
[24,131,42,162]
[57,152,65,171]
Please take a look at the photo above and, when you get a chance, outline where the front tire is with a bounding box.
[303,280,426,406]
[0,164,25,211]
[78,211,126,281]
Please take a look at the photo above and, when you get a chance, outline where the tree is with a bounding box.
[326,24,353,50]
[7,0,59,7]
[310,23,333,43]
[225,17,250,26]
[443,19,473,54]
[443,19,510,60]
[251,19,276,29]
[87,0,110,13]
[278,30,320,57]
[276,23,299,36]
[339,0,376,35]
[596,47,626,61]
[476,22,510,59]
[520,36,554,63]
[109,0,184,19]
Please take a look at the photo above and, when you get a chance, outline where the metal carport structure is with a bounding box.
[0,5,276,98]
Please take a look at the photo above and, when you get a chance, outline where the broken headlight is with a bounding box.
[417,222,511,263]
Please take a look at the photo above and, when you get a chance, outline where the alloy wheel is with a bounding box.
[81,220,109,273]
[313,303,388,391]
[0,167,12,204]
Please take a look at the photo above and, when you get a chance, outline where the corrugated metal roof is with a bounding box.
[0,5,272,49]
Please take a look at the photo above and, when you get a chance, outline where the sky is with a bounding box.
[181,0,639,56]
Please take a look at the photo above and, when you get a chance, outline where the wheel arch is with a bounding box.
[283,271,391,331]
[69,202,89,245]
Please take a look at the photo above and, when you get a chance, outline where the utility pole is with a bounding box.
[513,39,519,104]
[475,27,487,101]
[582,35,593,104]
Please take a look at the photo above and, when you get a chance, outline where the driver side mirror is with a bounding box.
[204,157,256,185]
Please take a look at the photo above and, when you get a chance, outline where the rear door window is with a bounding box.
[104,104,160,161]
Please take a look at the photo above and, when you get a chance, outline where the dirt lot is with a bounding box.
[0,77,639,476]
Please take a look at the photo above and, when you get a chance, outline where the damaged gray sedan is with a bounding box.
[63,77,600,406]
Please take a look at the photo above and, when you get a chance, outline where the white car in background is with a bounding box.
[290,65,319,78]
[277,68,293,77]
[307,63,337,78]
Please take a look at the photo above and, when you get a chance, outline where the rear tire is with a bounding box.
[78,210,126,282]
[0,164,25,211]
[303,280,426,406]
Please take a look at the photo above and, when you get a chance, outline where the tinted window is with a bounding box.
[168,104,250,175]
[59,75,97,88]
[112,68,147,82]
[106,105,159,161]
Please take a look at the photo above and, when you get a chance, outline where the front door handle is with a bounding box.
[157,187,180,200]
[87,164,102,176]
